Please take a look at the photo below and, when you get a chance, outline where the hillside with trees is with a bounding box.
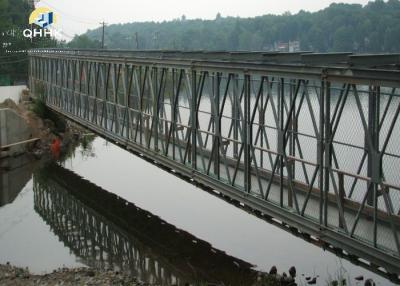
[73,0,400,53]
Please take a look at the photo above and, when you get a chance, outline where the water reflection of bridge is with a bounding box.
[33,164,257,285]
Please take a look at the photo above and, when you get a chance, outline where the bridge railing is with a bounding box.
[28,49,400,276]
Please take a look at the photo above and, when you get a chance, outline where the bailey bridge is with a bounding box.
[28,49,400,278]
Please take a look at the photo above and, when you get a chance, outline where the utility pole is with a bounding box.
[134,32,139,49]
[100,21,107,49]
[153,31,159,49]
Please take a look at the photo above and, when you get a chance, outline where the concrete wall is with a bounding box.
[0,85,27,103]
[0,108,31,158]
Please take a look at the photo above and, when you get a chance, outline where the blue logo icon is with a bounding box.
[29,7,56,29]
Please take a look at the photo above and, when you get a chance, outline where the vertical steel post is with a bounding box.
[104,63,110,130]
[288,79,296,208]
[367,86,380,206]
[124,64,130,140]
[318,80,325,225]
[191,70,197,170]
[278,78,284,207]
[324,80,331,227]
[244,74,251,193]
[153,67,159,152]
[139,67,144,145]
[233,74,239,159]
[260,78,264,169]
[367,85,380,246]
[339,171,345,229]
[72,61,77,116]
[171,69,176,160]
[214,72,221,179]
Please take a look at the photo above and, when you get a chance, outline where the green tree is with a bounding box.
[79,0,400,53]
[68,34,101,49]
[333,26,354,51]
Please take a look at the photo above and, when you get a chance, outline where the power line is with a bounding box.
[36,0,100,41]
[57,30,76,40]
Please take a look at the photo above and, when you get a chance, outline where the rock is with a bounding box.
[355,275,364,281]
[269,266,277,275]
[280,273,295,284]
[289,266,296,277]
[365,279,376,286]
[21,91,31,102]
[308,277,317,285]
[33,149,44,159]
[87,270,95,277]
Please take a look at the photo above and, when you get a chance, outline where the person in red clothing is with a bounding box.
[50,137,61,159]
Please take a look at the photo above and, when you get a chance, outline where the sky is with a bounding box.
[34,0,372,40]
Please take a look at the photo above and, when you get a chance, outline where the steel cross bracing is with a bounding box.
[28,49,400,278]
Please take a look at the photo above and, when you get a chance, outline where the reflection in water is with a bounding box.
[0,155,35,207]
[33,163,258,285]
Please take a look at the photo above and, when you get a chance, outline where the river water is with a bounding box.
[0,137,398,285]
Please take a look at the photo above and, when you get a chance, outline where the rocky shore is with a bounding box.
[0,263,302,286]
[0,263,144,286]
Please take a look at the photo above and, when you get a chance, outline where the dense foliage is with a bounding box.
[0,0,57,84]
[73,0,400,53]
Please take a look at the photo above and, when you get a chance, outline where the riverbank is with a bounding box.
[0,263,143,286]
[0,263,299,286]
[0,97,88,160]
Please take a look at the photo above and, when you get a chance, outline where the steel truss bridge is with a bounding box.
[29,49,400,278]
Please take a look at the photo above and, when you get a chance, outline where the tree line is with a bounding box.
[70,0,400,53]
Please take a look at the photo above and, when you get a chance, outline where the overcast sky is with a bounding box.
[35,0,371,40]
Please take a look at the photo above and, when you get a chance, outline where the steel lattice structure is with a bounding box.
[29,49,400,277]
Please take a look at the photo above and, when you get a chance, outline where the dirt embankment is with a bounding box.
[0,98,86,157]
